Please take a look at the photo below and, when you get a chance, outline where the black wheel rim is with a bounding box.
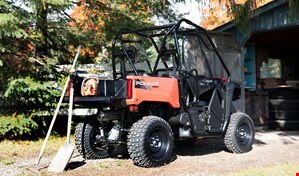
[147,128,170,159]
[236,122,252,146]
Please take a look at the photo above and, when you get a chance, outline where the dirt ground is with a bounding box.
[1,130,299,176]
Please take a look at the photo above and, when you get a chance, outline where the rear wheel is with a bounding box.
[74,122,110,159]
[127,116,173,167]
[224,112,255,153]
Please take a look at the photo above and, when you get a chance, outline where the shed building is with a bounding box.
[215,0,299,130]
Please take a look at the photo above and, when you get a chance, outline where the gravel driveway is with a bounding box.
[1,130,299,176]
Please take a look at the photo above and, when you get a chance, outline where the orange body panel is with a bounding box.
[126,76,180,108]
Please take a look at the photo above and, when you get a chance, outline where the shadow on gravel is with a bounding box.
[278,131,299,141]
[278,131,299,145]
[254,138,266,146]
[255,129,299,146]
[66,161,86,171]
[174,137,227,157]
[110,144,129,159]
[92,137,228,163]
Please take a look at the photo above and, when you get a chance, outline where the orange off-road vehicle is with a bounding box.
[67,19,255,167]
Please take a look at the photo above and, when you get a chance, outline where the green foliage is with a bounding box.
[0,10,30,53]
[0,0,71,115]
[289,0,299,23]
[0,0,72,140]
[232,3,252,34]
[0,13,28,39]
[69,0,188,59]
[69,0,154,55]
[0,114,38,139]
[4,77,60,114]
[0,0,11,9]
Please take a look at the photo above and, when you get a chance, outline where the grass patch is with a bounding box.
[115,160,123,167]
[0,136,73,160]
[93,160,128,170]
[227,162,299,176]
[94,163,111,169]
[114,160,128,167]
[2,159,14,165]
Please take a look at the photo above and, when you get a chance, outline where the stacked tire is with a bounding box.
[268,88,299,130]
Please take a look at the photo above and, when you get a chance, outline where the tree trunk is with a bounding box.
[36,1,48,56]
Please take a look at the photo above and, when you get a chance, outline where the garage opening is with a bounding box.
[245,26,299,130]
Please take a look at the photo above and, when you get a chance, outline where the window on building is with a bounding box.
[260,58,282,78]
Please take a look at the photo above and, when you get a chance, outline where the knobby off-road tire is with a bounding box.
[74,122,109,159]
[224,112,255,153]
[127,116,174,167]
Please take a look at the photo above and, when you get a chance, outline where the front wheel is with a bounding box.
[224,112,255,153]
[127,116,174,167]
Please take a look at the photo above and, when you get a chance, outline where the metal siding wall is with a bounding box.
[254,4,289,31]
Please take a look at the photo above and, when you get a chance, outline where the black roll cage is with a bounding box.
[111,18,231,81]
